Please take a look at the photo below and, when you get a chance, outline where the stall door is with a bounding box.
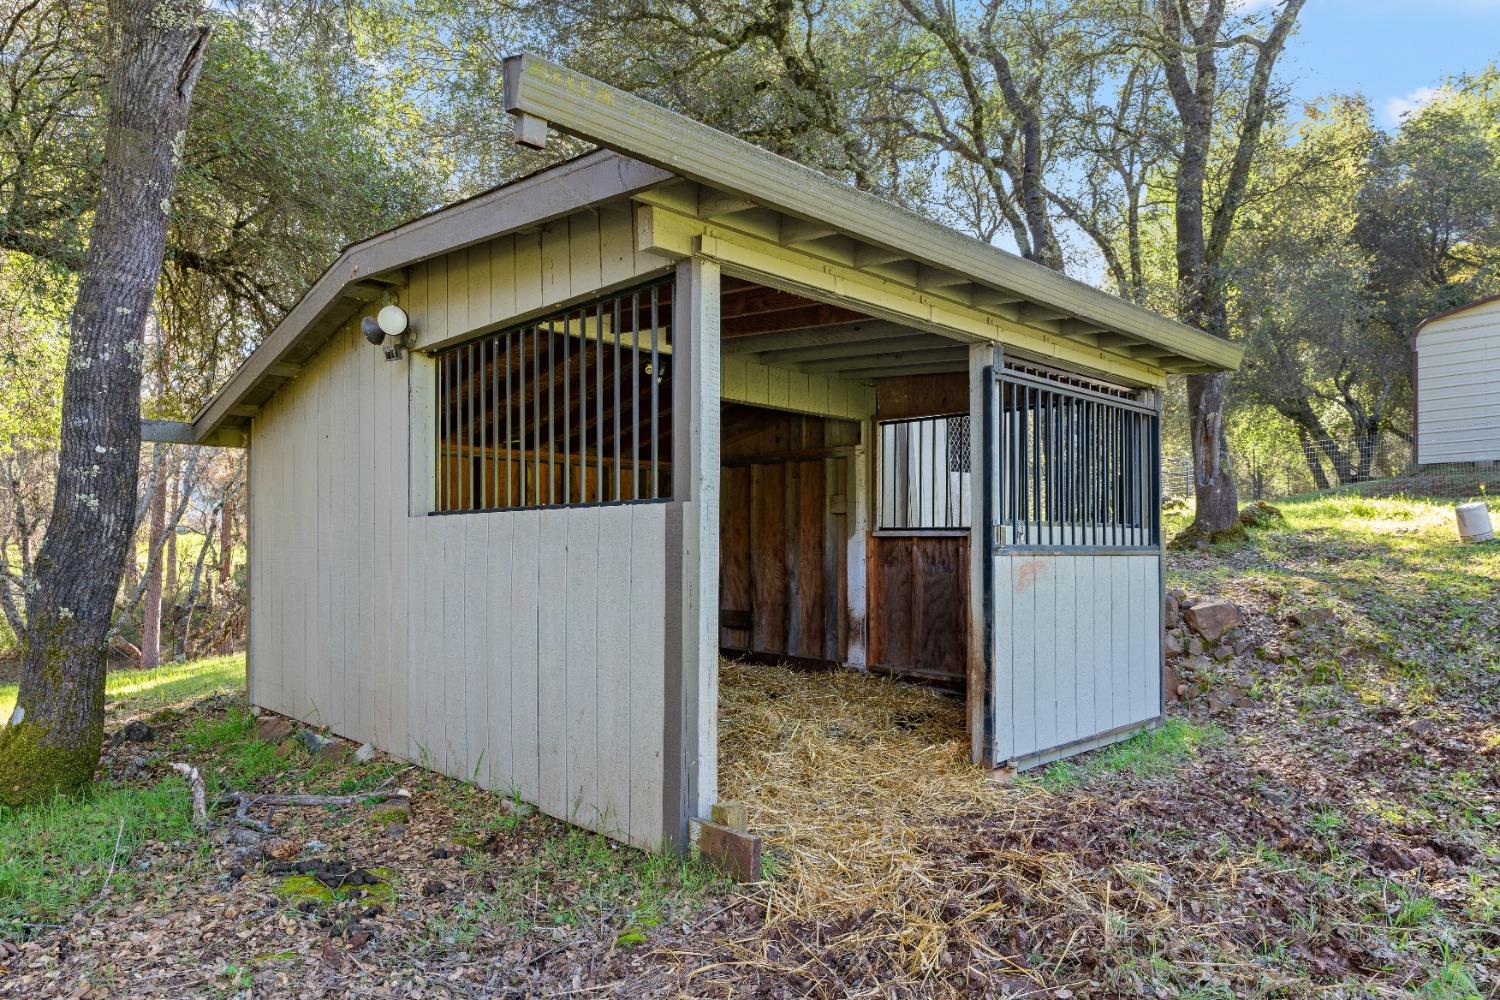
[984,361,1166,769]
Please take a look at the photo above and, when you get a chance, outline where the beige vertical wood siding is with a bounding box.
[990,552,1162,768]
[1415,300,1500,464]
[249,207,677,849]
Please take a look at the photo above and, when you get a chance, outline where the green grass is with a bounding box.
[1,653,246,726]
[0,778,200,937]
[180,704,285,788]
[1033,718,1215,791]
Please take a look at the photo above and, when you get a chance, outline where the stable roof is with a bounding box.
[191,55,1240,445]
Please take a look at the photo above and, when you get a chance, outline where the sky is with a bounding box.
[1274,0,1500,127]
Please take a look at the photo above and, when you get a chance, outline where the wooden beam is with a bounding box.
[835,358,971,379]
[915,266,970,290]
[805,347,967,375]
[757,333,945,365]
[697,188,759,219]
[720,321,914,355]
[780,216,839,245]
[723,302,866,337]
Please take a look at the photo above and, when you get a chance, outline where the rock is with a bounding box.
[1183,598,1243,643]
[1285,627,1304,644]
[1164,632,1183,659]
[1211,644,1234,662]
[118,720,155,743]
[353,743,375,764]
[1289,607,1336,628]
[1164,594,1181,628]
[1238,500,1286,528]
[1169,588,1187,602]
[1187,635,1205,657]
[1406,718,1439,739]
[1260,643,1285,663]
[256,715,294,743]
[312,741,348,767]
[383,823,406,840]
[1207,685,1252,713]
[301,731,332,754]
[1233,636,1256,656]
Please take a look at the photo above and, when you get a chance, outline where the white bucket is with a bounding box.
[1455,502,1495,543]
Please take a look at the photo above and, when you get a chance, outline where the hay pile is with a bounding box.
[711,659,1111,996]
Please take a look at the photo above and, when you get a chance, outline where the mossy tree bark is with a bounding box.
[0,0,210,806]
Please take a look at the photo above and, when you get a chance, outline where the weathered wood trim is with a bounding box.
[502,54,1241,371]
[969,344,1001,767]
[193,151,674,443]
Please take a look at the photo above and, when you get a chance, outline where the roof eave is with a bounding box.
[502,52,1241,375]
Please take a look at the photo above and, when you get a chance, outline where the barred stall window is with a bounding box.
[435,279,674,512]
[997,363,1160,549]
[877,414,972,530]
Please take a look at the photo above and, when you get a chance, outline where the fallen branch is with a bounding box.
[228,792,273,834]
[170,762,207,828]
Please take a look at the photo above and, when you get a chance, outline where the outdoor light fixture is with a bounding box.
[362,300,410,360]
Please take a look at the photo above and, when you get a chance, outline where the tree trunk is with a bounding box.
[165,470,179,601]
[140,457,167,670]
[0,0,210,806]
[1295,426,1331,491]
[1185,372,1240,540]
[218,493,234,585]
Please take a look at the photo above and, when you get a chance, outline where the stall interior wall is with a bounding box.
[718,405,856,662]
[248,205,678,850]
[867,373,973,687]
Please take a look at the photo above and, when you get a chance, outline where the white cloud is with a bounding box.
[1383,85,1449,124]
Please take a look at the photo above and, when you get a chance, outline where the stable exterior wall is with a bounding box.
[1415,299,1500,464]
[248,205,688,850]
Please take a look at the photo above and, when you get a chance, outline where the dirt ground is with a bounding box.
[1,494,1496,998]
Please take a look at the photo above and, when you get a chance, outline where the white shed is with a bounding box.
[1413,294,1500,465]
[164,56,1241,852]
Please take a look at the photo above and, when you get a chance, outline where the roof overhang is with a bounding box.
[501,53,1241,377]
[190,150,672,444]
[192,55,1241,445]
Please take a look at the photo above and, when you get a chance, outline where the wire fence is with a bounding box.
[1163,432,1495,504]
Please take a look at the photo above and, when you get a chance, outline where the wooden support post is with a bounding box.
[672,256,721,843]
[968,343,1001,768]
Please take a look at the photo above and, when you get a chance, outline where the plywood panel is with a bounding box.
[628,503,668,846]
[795,460,825,657]
[565,506,601,823]
[509,509,542,803]
[536,506,569,818]
[990,552,1162,769]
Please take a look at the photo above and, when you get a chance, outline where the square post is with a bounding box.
[670,256,721,843]
[968,342,1002,767]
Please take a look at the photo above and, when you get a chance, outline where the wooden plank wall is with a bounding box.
[866,535,969,686]
[248,205,677,849]
[719,456,849,660]
[722,355,874,420]
[990,552,1161,768]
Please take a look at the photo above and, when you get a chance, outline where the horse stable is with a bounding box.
[160,55,1242,851]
